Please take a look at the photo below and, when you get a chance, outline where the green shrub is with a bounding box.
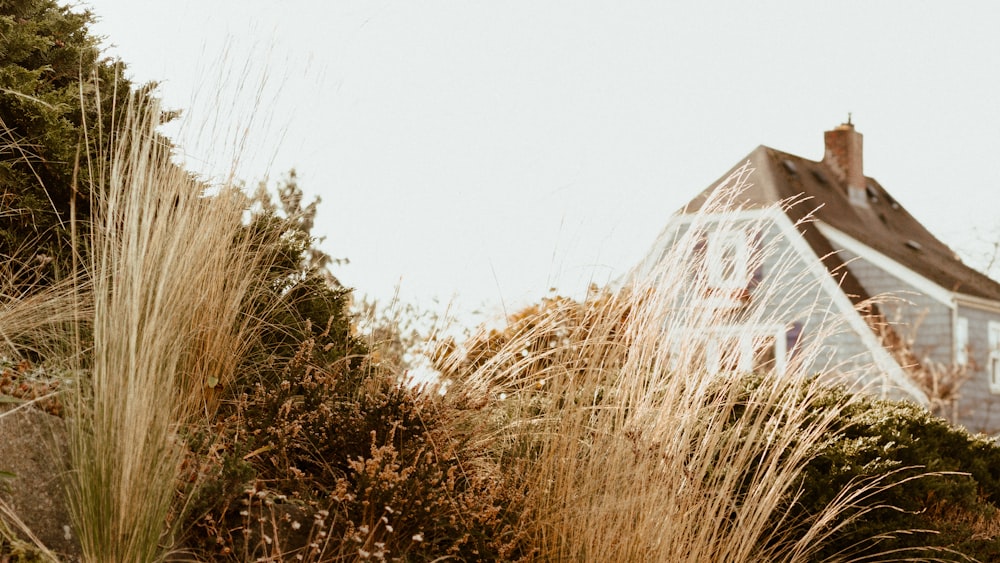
[1,0,167,285]
[796,387,1000,560]
[185,335,520,562]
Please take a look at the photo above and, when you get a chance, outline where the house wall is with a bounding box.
[836,248,955,367]
[955,305,1000,433]
[654,213,916,401]
[837,248,1000,434]
[754,226,908,397]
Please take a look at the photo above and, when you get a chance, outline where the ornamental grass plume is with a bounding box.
[62,91,278,562]
[438,165,964,562]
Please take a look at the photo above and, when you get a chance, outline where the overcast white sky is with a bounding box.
[82,1,1000,322]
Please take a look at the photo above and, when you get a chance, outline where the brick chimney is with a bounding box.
[822,117,867,207]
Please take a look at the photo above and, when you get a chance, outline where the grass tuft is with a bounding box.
[63,93,277,562]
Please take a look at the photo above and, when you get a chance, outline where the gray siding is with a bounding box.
[758,230,875,377]
[838,249,954,367]
[838,250,1000,434]
[758,234,915,400]
[955,305,1000,433]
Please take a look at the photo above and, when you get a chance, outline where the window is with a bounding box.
[786,321,804,358]
[706,229,750,289]
[955,316,969,367]
[705,325,787,375]
[989,322,1000,393]
[865,183,879,203]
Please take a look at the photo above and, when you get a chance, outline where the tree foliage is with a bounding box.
[250,169,345,285]
[797,388,1000,560]
[235,170,360,374]
[0,0,164,282]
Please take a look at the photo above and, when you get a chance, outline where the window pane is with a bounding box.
[707,229,749,289]
[752,336,776,373]
[955,316,969,366]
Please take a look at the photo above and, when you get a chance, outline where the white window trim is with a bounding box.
[989,321,1000,394]
[955,293,1000,315]
[706,228,751,290]
[955,316,969,367]
[704,324,788,376]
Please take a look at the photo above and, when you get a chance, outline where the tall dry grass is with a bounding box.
[0,267,86,365]
[440,165,955,562]
[62,94,278,562]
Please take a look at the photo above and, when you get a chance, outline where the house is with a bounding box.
[634,120,1000,435]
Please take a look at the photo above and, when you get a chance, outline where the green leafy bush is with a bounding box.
[186,337,520,561]
[693,373,1000,560]
[796,387,1000,560]
[1,0,166,284]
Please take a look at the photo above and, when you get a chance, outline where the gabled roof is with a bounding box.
[681,143,1000,304]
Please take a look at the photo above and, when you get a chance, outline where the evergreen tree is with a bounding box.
[0,0,166,282]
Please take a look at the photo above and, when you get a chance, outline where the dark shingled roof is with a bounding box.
[682,144,1000,304]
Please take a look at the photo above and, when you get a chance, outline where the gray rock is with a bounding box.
[0,404,81,562]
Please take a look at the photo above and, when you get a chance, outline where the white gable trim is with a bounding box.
[768,211,929,404]
[955,293,1000,315]
[814,222,956,308]
[665,207,777,226]
[815,222,1000,314]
